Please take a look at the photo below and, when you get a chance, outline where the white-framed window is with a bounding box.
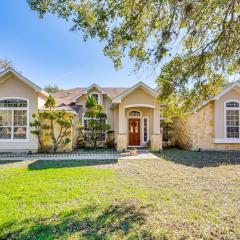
[82,113,106,141]
[142,117,149,143]
[225,101,240,138]
[90,92,100,104]
[0,98,29,141]
[128,110,142,118]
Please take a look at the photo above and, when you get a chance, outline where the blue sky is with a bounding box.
[0,0,158,89]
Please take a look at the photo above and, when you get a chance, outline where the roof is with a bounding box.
[112,82,158,104]
[53,86,128,105]
[196,81,240,111]
[0,68,49,97]
[40,105,77,113]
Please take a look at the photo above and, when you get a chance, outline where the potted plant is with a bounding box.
[130,148,138,155]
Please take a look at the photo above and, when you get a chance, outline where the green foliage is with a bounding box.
[1,153,240,239]
[82,96,110,148]
[44,84,62,93]
[27,0,240,116]
[44,95,57,109]
[161,120,174,147]
[30,96,73,153]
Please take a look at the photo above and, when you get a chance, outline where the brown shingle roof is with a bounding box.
[53,87,128,106]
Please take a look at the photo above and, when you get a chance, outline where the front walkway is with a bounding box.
[0,150,160,161]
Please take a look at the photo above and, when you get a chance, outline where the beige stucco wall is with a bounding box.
[121,87,158,106]
[0,75,44,152]
[76,89,115,131]
[39,113,75,152]
[173,101,240,151]
[115,87,162,150]
[103,97,114,131]
[215,87,240,138]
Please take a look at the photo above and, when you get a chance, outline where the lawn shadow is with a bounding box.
[156,149,240,168]
[28,159,118,170]
[0,160,24,165]
[0,201,153,240]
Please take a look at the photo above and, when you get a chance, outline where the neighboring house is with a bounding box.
[0,68,161,152]
[174,82,240,151]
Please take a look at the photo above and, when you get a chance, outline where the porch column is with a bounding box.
[153,107,161,134]
[119,104,127,134]
[117,104,128,151]
[150,106,162,151]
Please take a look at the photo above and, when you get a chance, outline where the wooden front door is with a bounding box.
[128,119,140,146]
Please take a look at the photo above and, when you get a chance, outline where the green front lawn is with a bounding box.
[0,150,240,239]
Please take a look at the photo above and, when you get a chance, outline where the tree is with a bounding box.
[44,84,62,93]
[82,96,110,149]
[0,58,14,71]
[30,95,73,153]
[27,0,240,116]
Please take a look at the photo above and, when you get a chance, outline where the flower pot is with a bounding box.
[130,149,138,155]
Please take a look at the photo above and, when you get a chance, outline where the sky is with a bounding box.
[0,0,158,89]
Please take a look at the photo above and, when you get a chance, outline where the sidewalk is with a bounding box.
[0,151,160,161]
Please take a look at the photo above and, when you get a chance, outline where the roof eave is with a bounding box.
[112,82,158,104]
[0,68,49,97]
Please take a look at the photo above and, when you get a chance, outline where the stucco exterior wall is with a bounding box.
[121,87,158,107]
[39,114,74,152]
[215,88,240,138]
[115,87,162,150]
[173,101,240,151]
[0,76,41,152]
[76,91,114,131]
[103,97,114,131]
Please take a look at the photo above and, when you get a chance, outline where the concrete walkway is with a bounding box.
[0,152,160,161]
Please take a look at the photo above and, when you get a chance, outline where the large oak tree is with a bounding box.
[27,0,240,117]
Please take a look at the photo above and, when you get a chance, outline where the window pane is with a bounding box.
[226,101,239,108]
[91,94,99,103]
[226,109,239,138]
[0,127,11,139]
[0,110,12,126]
[14,110,27,126]
[129,111,140,117]
[227,127,239,138]
[143,118,148,142]
[14,127,27,139]
[0,99,27,108]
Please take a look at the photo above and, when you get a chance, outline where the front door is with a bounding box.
[128,119,140,146]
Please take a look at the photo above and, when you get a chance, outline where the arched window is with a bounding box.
[225,101,240,138]
[128,110,141,117]
[0,98,28,141]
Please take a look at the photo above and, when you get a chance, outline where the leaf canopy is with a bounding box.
[27,0,240,117]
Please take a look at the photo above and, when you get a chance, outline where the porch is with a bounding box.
[116,104,162,151]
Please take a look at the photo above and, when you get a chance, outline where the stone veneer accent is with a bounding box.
[173,102,240,151]
[116,134,128,151]
[150,134,162,151]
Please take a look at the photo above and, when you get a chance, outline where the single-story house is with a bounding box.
[1,68,240,152]
[0,68,161,152]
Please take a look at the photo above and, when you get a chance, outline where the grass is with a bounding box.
[0,150,240,239]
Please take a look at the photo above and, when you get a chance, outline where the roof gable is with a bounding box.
[196,82,240,111]
[112,82,158,103]
[75,83,113,100]
[0,68,48,97]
